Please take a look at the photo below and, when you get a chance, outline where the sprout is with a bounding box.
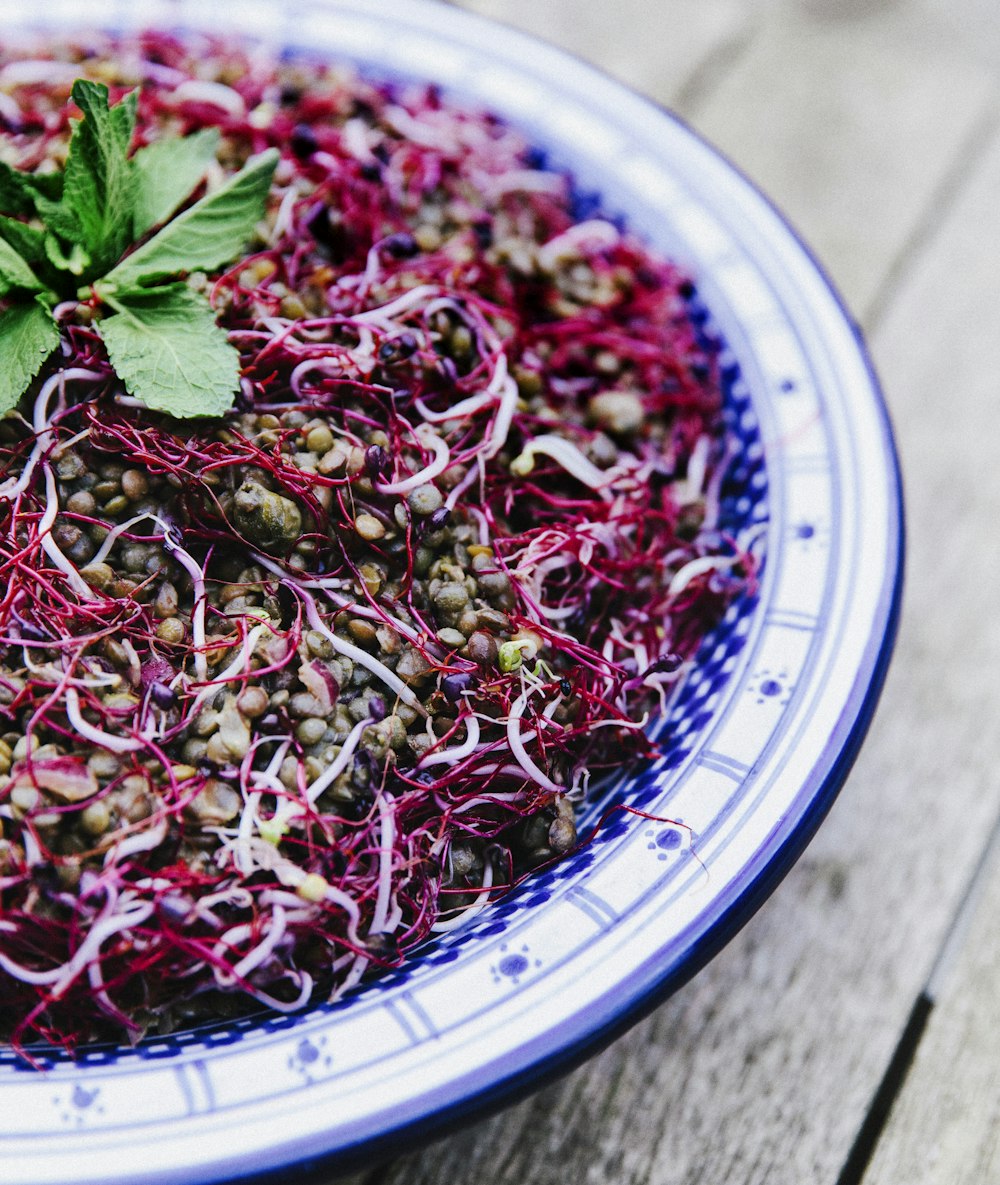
[0,31,747,1051]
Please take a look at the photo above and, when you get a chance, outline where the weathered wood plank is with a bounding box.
[328,5,1000,1183]
[862,832,1000,1184]
[442,0,752,107]
[684,3,996,319]
[856,120,1000,1185]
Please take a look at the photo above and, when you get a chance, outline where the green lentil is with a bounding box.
[354,512,386,541]
[306,424,334,454]
[296,717,327,746]
[406,484,443,516]
[156,617,186,643]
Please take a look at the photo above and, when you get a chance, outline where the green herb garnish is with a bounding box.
[0,80,277,418]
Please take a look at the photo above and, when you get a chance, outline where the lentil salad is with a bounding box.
[0,31,754,1050]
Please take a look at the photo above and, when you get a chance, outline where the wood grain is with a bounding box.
[858,120,1000,1185]
[329,4,1000,1182]
[862,829,1000,1185]
[683,3,996,319]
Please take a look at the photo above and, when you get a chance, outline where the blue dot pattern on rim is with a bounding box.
[1,249,767,1077]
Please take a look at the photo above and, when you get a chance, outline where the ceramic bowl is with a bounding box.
[0,2,902,1182]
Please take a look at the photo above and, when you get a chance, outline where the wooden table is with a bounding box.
[339,1,1000,1181]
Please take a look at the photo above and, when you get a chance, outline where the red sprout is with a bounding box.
[0,30,755,1052]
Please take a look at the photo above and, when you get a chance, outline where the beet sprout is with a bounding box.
[0,30,757,1052]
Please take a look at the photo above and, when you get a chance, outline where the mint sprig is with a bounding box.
[100,284,244,418]
[0,79,278,418]
[0,300,61,413]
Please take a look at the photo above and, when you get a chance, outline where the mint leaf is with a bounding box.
[0,235,43,293]
[104,148,277,289]
[98,283,241,418]
[61,81,137,275]
[0,299,60,413]
[22,170,64,203]
[33,192,82,247]
[0,161,35,218]
[132,127,221,239]
[45,234,90,277]
[0,215,48,271]
[0,163,62,216]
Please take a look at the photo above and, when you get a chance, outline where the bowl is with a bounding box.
[0,2,903,1182]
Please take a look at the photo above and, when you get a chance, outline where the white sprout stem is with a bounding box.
[369,792,396,935]
[0,91,21,125]
[448,792,523,816]
[668,553,743,598]
[299,715,370,806]
[230,905,288,981]
[466,505,491,546]
[682,434,712,502]
[265,866,365,947]
[241,739,289,853]
[506,687,563,794]
[52,427,91,454]
[164,534,209,682]
[289,357,343,396]
[738,521,769,555]
[353,284,440,326]
[50,899,156,998]
[443,457,482,512]
[89,510,166,567]
[481,368,519,460]
[384,104,457,151]
[429,859,495,933]
[510,434,619,495]
[271,186,299,240]
[414,388,497,424]
[336,953,370,995]
[376,426,451,494]
[193,887,254,922]
[104,817,169,866]
[298,588,422,710]
[186,622,269,716]
[102,511,210,681]
[701,437,736,529]
[171,78,246,117]
[253,552,428,651]
[486,169,566,199]
[342,118,377,165]
[324,597,425,646]
[418,711,481,768]
[235,791,264,875]
[64,687,144,753]
[38,466,98,600]
[1,59,79,85]
[23,648,117,688]
[317,886,366,947]
[537,218,620,270]
[0,950,64,986]
[0,369,99,501]
[533,601,579,622]
[244,972,314,1013]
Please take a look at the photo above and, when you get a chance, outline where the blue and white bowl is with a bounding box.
[0,2,903,1182]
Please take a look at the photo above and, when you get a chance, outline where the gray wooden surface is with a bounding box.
[333,2,1000,1181]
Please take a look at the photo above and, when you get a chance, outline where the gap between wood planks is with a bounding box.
[835,807,1000,1185]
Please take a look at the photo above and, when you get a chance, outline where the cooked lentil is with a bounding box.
[0,30,754,1050]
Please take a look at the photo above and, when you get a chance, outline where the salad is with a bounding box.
[0,30,752,1051]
